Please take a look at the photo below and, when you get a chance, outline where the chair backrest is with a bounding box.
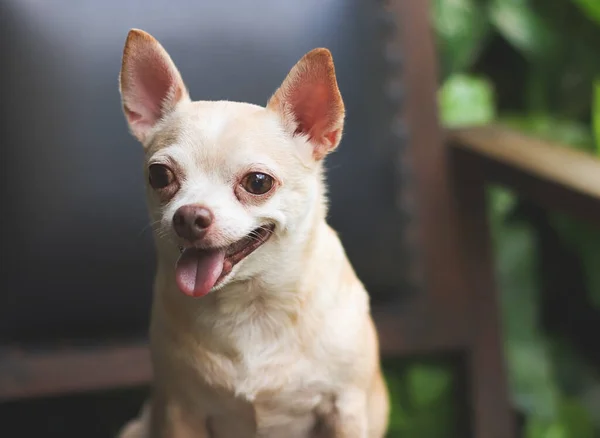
[1,0,424,342]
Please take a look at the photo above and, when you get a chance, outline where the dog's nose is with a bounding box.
[173,205,214,242]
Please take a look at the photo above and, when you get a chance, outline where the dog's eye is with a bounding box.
[241,172,274,195]
[148,164,174,189]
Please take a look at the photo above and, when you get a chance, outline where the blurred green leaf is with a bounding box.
[488,186,518,226]
[431,0,491,75]
[406,365,452,409]
[525,417,567,438]
[508,341,560,419]
[572,0,600,25]
[500,114,595,152]
[489,191,560,419]
[557,398,595,438]
[383,368,409,434]
[488,0,559,61]
[439,74,496,127]
[526,397,595,438]
[383,363,455,437]
[548,339,600,428]
[593,80,600,155]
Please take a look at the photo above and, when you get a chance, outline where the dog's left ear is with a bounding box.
[267,49,345,161]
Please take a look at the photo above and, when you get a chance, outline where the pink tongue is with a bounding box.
[175,248,226,297]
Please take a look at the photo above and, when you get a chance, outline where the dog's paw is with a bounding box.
[116,402,150,438]
[116,419,145,438]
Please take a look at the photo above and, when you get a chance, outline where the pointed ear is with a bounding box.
[267,48,345,160]
[119,29,190,143]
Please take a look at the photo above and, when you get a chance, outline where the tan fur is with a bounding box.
[117,29,389,438]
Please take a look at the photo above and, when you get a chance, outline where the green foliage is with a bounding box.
[383,361,456,438]
[432,0,491,75]
[525,398,596,438]
[413,0,600,436]
[573,0,600,25]
[439,74,496,126]
[500,114,594,152]
[387,0,600,434]
[490,200,559,420]
[488,0,558,62]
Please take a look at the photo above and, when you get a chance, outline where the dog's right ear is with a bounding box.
[119,29,190,143]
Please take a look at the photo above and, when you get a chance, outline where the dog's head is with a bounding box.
[119,29,345,298]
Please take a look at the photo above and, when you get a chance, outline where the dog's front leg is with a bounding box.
[149,391,210,438]
[316,390,368,438]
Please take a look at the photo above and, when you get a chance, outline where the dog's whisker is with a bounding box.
[137,219,163,238]
[247,226,274,243]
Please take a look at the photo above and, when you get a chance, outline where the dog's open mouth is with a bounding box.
[175,224,275,297]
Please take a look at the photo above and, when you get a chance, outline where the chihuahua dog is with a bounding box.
[117,29,389,438]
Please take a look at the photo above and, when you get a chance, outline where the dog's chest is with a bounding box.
[205,357,327,438]
[199,326,330,399]
[190,321,333,436]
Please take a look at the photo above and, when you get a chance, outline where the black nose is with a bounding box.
[173,205,214,242]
